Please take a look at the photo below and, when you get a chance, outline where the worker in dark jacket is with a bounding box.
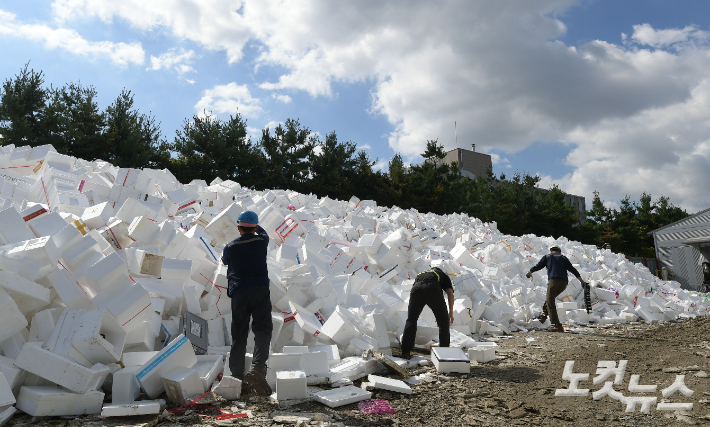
[400,267,455,359]
[527,245,585,332]
[222,210,272,395]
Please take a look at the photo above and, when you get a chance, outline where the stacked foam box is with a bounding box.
[0,143,706,417]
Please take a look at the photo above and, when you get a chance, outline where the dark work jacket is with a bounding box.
[414,267,454,292]
[222,225,270,297]
[530,253,580,282]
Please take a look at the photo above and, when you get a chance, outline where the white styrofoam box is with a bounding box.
[124,321,156,352]
[161,258,192,283]
[135,334,198,399]
[320,311,358,346]
[0,290,28,343]
[193,355,224,390]
[112,366,141,404]
[309,344,341,367]
[162,366,204,405]
[0,373,15,411]
[212,376,242,400]
[17,387,104,416]
[44,309,92,366]
[300,351,330,376]
[0,270,51,315]
[0,355,26,393]
[276,370,307,401]
[468,347,496,363]
[127,215,160,245]
[83,252,130,294]
[71,308,126,364]
[313,385,372,408]
[121,351,160,367]
[0,329,28,360]
[204,203,242,245]
[207,317,225,347]
[0,207,35,245]
[266,353,301,388]
[289,301,322,336]
[101,400,163,417]
[94,283,152,332]
[367,374,412,394]
[14,342,110,393]
[0,406,15,427]
[80,201,114,230]
[432,347,470,374]
[47,268,96,311]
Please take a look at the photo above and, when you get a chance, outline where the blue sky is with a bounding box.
[1,1,710,212]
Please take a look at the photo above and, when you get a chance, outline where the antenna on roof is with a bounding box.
[455,121,458,149]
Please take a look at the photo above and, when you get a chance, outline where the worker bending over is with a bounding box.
[401,267,455,359]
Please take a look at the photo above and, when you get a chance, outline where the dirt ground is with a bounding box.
[11,316,710,427]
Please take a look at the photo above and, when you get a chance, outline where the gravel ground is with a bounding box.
[10,316,710,427]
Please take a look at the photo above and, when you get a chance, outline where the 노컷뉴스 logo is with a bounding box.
[556,360,693,412]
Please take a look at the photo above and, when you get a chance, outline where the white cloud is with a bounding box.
[51,0,253,63]
[0,8,143,66]
[630,23,707,48]
[45,0,710,210]
[148,48,196,74]
[359,144,372,150]
[194,82,263,119]
[373,160,388,172]
[490,153,511,169]
[271,93,292,103]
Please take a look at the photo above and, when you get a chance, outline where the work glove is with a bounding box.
[581,281,590,290]
[525,271,532,279]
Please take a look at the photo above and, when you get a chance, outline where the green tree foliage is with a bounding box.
[43,83,106,160]
[258,119,317,192]
[0,63,49,146]
[172,111,262,185]
[104,89,169,168]
[0,65,690,257]
[307,131,358,200]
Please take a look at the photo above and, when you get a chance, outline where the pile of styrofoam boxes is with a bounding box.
[0,143,707,417]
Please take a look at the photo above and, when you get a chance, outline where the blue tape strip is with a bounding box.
[200,237,217,261]
[161,323,172,349]
[136,335,188,382]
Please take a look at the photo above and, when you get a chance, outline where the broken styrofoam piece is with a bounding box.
[162,366,205,405]
[135,334,198,399]
[111,364,140,402]
[313,385,372,408]
[0,406,15,427]
[212,375,242,400]
[71,308,126,364]
[468,347,496,363]
[194,355,224,391]
[367,374,412,394]
[276,370,307,401]
[0,373,15,412]
[100,400,164,417]
[14,342,110,393]
[16,386,104,416]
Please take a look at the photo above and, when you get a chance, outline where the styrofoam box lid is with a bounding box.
[432,347,469,362]
[313,385,371,408]
[277,370,306,379]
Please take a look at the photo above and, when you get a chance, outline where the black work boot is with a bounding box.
[244,364,272,396]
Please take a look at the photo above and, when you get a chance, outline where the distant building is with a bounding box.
[433,145,586,222]
[650,207,710,290]
[440,146,492,179]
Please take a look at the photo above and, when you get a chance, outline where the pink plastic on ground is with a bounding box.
[358,399,396,415]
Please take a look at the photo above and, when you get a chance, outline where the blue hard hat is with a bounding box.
[237,210,259,226]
